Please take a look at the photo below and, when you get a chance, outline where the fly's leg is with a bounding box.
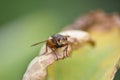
[50,48,58,61]
[66,44,69,57]
[41,43,48,55]
[63,44,68,59]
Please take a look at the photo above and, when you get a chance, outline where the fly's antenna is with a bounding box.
[31,40,47,47]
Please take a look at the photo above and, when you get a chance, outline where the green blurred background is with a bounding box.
[0,0,120,80]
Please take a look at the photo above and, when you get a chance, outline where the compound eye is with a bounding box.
[58,38,61,42]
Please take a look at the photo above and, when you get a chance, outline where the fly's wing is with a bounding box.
[31,40,47,46]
